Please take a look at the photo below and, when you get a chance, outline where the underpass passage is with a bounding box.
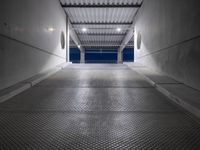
[0,64,200,149]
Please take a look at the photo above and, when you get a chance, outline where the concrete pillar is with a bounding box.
[117,50,123,64]
[80,49,85,64]
[66,16,70,62]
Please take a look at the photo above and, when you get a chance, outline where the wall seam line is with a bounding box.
[137,35,200,59]
[0,34,66,60]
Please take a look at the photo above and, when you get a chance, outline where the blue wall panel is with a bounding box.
[123,48,134,62]
[85,49,117,63]
[70,48,134,63]
[70,48,80,63]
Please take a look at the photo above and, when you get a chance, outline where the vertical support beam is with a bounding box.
[117,49,123,64]
[66,16,70,62]
[80,49,85,64]
[118,8,140,53]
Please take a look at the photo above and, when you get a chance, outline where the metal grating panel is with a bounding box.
[1,64,200,149]
[0,87,178,112]
[0,112,200,149]
[35,67,152,88]
[66,64,129,69]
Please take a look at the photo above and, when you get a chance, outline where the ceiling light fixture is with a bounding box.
[47,27,55,32]
[82,28,87,32]
[116,28,122,32]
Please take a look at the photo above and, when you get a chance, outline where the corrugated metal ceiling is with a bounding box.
[65,8,138,23]
[60,0,143,5]
[61,0,143,49]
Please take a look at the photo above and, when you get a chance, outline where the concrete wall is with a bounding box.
[0,0,67,90]
[134,0,200,90]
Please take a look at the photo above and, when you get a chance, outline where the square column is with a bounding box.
[80,49,85,64]
[117,50,123,64]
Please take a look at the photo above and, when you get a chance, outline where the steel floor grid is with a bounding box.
[0,112,200,149]
[37,68,152,88]
[0,87,178,112]
[0,64,200,149]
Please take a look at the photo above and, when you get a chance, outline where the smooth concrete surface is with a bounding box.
[127,62,200,119]
[0,0,67,90]
[0,64,200,149]
[134,0,200,90]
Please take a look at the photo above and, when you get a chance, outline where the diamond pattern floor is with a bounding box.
[0,64,200,150]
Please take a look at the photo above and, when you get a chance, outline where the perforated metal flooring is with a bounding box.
[0,64,200,149]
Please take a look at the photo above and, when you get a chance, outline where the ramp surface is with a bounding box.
[0,64,200,149]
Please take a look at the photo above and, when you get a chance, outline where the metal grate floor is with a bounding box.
[0,64,200,149]
[0,87,178,112]
[37,68,152,88]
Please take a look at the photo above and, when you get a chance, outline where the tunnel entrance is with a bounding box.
[70,48,134,63]
[85,49,117,63]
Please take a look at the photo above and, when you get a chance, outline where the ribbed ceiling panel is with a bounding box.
[75,28,127,35]
[61,0,143,5]
[65,8,138,23]
[79,35,124,42]
[61,0,143,49]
